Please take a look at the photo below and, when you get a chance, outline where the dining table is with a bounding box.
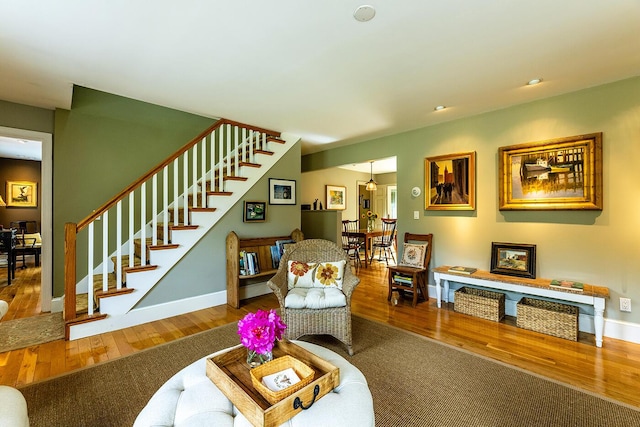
[343,228,390,268]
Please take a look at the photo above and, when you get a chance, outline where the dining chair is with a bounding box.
[341,220,362,270]
[370,218,397,265]
[388,232,433,307]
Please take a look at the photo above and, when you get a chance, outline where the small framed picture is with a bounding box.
[490,242,536,279]
[269,178,296,205]
[243,201,266,222]
[6,180,38,208]
[326,185,346,210]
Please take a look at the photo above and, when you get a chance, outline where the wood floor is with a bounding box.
[1,259,639,408]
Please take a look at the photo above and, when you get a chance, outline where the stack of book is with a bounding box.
[392,273,413,286]
[448,266,477,275]
[239,251,260,276]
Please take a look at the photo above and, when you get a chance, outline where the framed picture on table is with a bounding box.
[490,242,536,279]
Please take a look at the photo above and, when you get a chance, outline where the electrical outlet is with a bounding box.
[620,297,631,312]
[413,211,420,219]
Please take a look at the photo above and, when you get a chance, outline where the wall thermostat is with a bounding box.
[411,187,421,197]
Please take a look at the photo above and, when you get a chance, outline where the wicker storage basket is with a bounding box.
[454,287,505,322]
[516,297,579,341]
[250,355,315,405]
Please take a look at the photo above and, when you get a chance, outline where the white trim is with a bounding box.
[68,291,228,340]
[0,126,53,312]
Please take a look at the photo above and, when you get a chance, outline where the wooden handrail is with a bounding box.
[75,119,281,232]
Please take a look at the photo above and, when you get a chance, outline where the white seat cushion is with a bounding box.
[284,287,347,309]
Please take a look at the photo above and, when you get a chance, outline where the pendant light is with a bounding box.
[365,161,377,191]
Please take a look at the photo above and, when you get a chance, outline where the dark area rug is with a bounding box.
[0,312,65,353]
[19,316,640,427]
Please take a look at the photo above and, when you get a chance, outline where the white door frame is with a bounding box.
[0,126,53,312]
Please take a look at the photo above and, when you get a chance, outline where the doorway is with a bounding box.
[0,126,53,313]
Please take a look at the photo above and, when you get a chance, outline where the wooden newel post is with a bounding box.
[64,222,77,321]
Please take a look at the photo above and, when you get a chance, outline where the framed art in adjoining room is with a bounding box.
[243,201,266,222]
[424,151,475,210]
[268,178,296,205]
[490,242,536,279]
[498,132,602,210]
[325,185,346,210]
[6,181,38,208]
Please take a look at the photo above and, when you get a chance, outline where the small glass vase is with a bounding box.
[367,219,375,232]
[246,349,273,368]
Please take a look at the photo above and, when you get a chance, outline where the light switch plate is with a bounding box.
[413,211,420,219]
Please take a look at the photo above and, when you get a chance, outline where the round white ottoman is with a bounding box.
[0,386,29,427]
[134,341,375,427]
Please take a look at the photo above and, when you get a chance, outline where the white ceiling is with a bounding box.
[1,1,639,158]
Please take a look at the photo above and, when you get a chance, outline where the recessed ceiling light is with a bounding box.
[527,78,543,86]
[353,5,376,22]
[434,105,446,111]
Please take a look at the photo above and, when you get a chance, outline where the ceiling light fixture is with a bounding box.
[434,105,446,111]
[527,78,543,86]
[353,5,376,22]
[365,161,377,191]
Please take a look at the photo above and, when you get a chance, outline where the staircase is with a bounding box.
[64,119,299,340]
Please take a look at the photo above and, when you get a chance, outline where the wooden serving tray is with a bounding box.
[206,340,340,427]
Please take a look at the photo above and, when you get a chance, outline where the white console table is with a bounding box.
[433,266,610,347]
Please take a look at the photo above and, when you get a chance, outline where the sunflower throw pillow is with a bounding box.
[287,260,346,290]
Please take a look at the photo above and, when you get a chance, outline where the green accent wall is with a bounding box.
[0,99,54,133]
[302,76,640,323]
[52,87,216,296]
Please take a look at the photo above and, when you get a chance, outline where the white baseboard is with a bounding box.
[51,297,64,313]
[427,285,640,345]
[68,291,227,340]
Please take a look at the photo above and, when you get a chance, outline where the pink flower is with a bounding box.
[237,309,287,354]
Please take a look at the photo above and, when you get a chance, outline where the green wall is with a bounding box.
[0,99,54,134]
[52,87,217,296]
[303,76,640,323]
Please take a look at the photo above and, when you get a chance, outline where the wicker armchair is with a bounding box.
[267,239,360,355]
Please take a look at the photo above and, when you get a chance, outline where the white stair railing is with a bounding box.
[64,119,282,321]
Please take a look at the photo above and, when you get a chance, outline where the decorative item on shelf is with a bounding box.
[362,210,378,231]
[365,161,377,191]
[237,309,287,368]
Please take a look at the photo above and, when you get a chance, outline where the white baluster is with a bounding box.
[116,200,122,289]
[210,130,216,193]
[201,136,206,208]
[218,125,224,192]
[129,192,134,269]
[173,158,179,227]
[163,165,169,245]
[152,175,158,247]
[88,222,94,316]
[140,183,146,266]
[183,150,189,225]
[192,143,198,209]
[102,210,109,293]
